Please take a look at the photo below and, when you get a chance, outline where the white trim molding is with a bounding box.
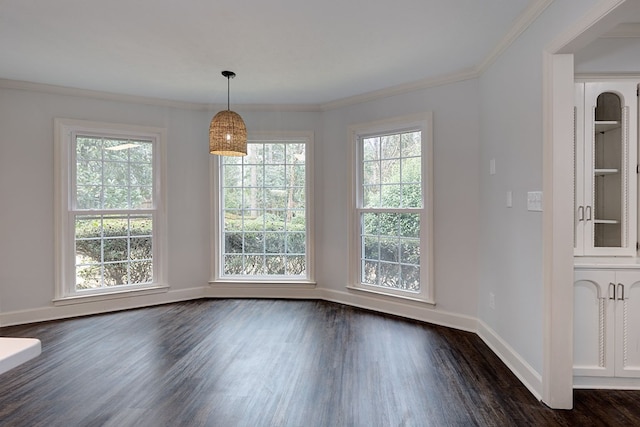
[477,320,543,400]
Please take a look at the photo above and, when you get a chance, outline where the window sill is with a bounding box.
[53,285,170,306]
[346,284,435,306]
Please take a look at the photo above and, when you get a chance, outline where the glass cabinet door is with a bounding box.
[575,81,637,257]
[593,91,624,248]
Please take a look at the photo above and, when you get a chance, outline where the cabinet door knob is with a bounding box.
[578,206,584,221]
[586,206,592,221]
[609,282,616,300]
[618,283,625,301]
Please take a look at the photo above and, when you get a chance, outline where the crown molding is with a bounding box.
[546,0,626,54]
[476,0,553,73]
[0,78,322,113]
[320,0,553,111]
[319,68,480,111]
[0,0,551,113]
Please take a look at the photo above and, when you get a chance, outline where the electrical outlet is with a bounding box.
[489,292,495,310]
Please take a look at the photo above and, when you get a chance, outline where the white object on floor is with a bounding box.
[0,337,41,375]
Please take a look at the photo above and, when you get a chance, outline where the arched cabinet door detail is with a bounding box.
[614,274,640,377]
[575,268,640,384]
[574,270,615,377]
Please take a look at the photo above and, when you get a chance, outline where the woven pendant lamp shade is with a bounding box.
[209,70,247,156]
[209,110,247,156]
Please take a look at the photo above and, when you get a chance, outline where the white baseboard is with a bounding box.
[321,288,478,332]
[206,282,320,299]
[0,286,205,327]
[574,376,640,390]
[477,320,543,400]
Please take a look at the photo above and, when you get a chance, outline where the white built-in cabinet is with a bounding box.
[574,81,637,256]
[574,80,640,388]
[574,268,640,381]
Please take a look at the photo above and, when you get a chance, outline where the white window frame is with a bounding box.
[54,119,168,304]
[210,131,315,285]
[348,113,434,303]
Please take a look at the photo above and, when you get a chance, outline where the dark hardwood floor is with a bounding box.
[0,299,639,426]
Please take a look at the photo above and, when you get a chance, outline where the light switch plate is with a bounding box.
[490,159,496,175]
[506,191,512,208]
[527,191,543,211]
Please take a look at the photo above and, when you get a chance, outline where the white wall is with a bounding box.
[575,37,640,73]
[0,86,321,320]
[477,0,600,379]
[318,79,480,321]
[0,78,480,328]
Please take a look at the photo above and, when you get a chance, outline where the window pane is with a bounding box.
[130,186,153,209]
[401,132,421,157]
[244,232,264,253]
[399,214,420,238]
[76,185,102,209]
[76,137,103,160]
[225,232,243,254]
[244,255,266,275]
[401,265,420,291]
[363,236,379,260]
[401,184,422,208]
[130,215,152,236]
[103,186,130,209]
[76,264,101,289]
[265,232,286,253]
[379,237,399,262]
[76,160,102,185]
[224,164,242,187]
[220,141,308,277]
[130,261,152,284]
[74,214,154,290]
[380,159,400,184]
[400,239,420,264]
[285,256,306,275]
[381,134,401,159]
[363,161,380,185]
[265,256,285,274]
[264,165,285,187]
[130,237,152,260]
[130,162,152,186]
[363,137,380,161]
[286,232,305,254]
[363,185,380,208]
[224,255,243,275]
[379,262,400,288]
[360,212,420,292]
[265,144,285,164]
[362,260,378,285]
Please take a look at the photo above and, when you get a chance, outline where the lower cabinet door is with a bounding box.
[615,274,640,378]
[574,270,615,377]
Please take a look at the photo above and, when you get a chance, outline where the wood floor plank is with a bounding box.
[0,299,639,426]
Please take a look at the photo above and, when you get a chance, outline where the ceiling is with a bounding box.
[0,0,540,106]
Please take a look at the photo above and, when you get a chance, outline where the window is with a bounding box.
[212,133,314,282]
[55,119,167,301]
[350,114,433,302]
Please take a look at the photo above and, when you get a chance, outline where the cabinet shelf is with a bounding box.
[594,168,620,176]
[595,121,621,133]
[594,219,620,224]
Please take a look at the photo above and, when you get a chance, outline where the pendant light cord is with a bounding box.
[227,76,230,111]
